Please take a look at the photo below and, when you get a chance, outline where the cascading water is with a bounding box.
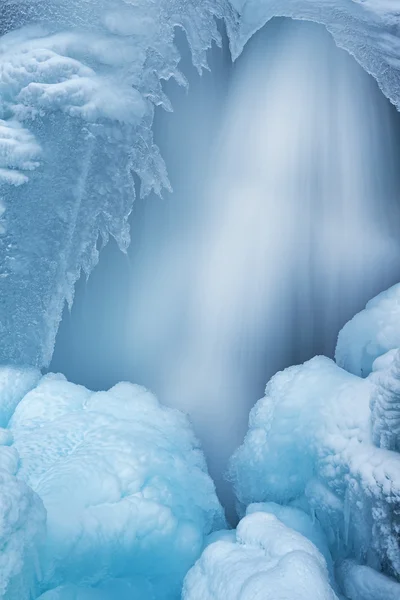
[51,18,400,514]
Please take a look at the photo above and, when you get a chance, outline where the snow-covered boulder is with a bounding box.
[183,511,338,600]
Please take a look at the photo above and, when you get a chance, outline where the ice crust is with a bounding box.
[183,511,338,600]
[229,353,400,585]
[0,369,224,599]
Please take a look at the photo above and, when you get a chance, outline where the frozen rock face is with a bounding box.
[182,511,338,600]
[228,355,400,583]
[0,0,236,368]
[0,370,224,599]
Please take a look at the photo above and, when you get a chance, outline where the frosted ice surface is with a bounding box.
[336,559,400,600]
[8,374,224,596]
[245,502,334,581]
[0,365,40,426]
[229,355,400,579]
[0,369,45,600]
[0,466,45,600]
[183,511,338,600]
[370,348,400,451]
[336,283,400,377]
[37,579,163,600]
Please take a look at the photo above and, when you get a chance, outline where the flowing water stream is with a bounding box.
[51,18,400,516]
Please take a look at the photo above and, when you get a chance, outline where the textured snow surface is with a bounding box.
[370,348,400,451]
[183,511,338,600]
[336,283,400,377]
[229,354,400,580]
[245,502,334,580]
[0,371,224,599]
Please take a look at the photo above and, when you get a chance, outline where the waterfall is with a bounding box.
[51,19,400,514]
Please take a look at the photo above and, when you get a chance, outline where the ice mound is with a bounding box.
[0,367,45,600]
[335,283,400,377]
[183,511,338,600]
[0,466,45,600]
[229,355,400,582]
[2,0,400,373]
[6,373,224,597]
[245,502,334,580]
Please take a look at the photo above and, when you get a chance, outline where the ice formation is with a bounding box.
[0,0,237,367]
[336,559,400,600]
[229,350,400,595]
[0,369,224,599]
[336,283,400,377]
[183,511,338,600]
[229,0,400,111]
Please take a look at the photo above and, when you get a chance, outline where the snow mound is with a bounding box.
[8,373,224,597]
[336,283,400,377]
[229,355,400,580]
[336,559,400,600]
[183,511,338,600]
[245,502,334,581]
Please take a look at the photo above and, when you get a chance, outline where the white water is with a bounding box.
[145,19,400,510]
[52,19,400,514]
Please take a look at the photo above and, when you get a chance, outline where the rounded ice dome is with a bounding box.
[6,373,225,598]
